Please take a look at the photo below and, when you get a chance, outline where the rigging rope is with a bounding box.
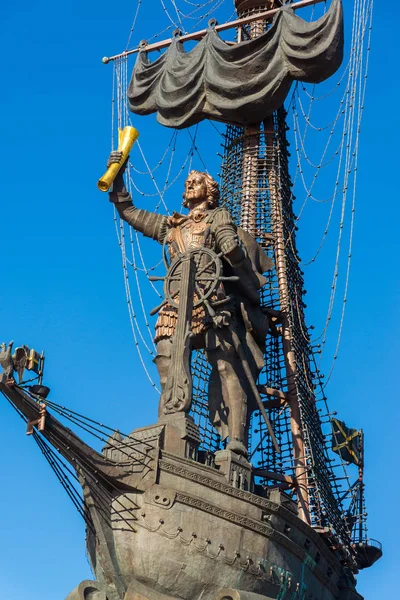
[285,0,374,380]
[125,0,142,50]
[2,387,158,533]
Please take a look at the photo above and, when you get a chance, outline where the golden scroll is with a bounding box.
[97,126,139,192]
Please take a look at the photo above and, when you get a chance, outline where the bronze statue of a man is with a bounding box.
[108,153,272,456]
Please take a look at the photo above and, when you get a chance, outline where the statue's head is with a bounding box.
[182,171,220,209]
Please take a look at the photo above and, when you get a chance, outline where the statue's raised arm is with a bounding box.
[108,151,168,244]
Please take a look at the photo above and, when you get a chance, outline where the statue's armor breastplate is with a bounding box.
[181,220,209,249]
[167,216,211,260]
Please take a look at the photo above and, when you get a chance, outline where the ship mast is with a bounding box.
[229,0,309,524]
[222,0,339,528]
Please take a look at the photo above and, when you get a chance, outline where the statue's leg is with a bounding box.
[207,327,265,456]
[207,333,248,455]
[154,337,173,417]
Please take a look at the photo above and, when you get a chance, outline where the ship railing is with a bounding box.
[364,538,382,550]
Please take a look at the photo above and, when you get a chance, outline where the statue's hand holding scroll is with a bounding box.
[98,126,139,192]
[106,151,130,196]
[107,152,167,243]
[107,151,128,172]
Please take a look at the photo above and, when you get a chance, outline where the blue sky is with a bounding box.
[0,1,398,598]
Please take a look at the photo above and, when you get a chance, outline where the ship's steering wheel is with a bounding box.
[149,247,238,317]
[165,247,223,310]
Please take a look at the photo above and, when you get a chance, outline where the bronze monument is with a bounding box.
[0,1,382,599]
[108,153,273,456]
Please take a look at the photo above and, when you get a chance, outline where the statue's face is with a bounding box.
[184,173,207,206]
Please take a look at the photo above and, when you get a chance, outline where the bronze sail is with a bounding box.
[128,0,343,128]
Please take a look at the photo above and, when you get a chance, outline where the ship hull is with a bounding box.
[71,419,363,600]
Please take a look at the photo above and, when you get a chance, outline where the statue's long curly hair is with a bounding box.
[182,171,220,209]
